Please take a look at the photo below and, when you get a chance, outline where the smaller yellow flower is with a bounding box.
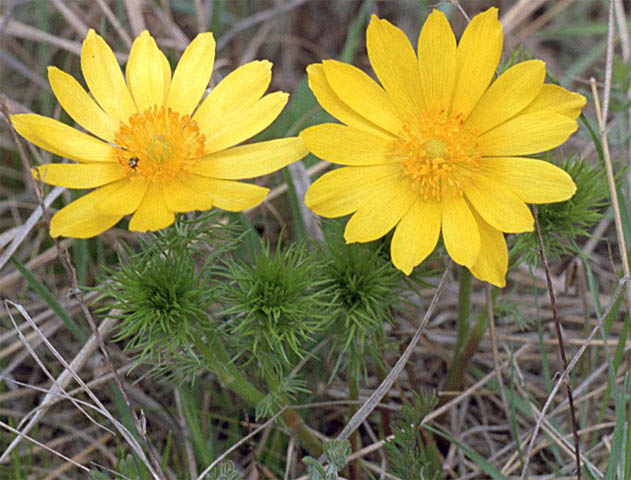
[301,8,586,287]
[13,30,306,238]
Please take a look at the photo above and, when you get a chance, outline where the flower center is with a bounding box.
[114,105,206,181]
[391,110,481,201]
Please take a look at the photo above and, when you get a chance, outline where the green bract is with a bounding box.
[95,212,236,370]
[319,223,403,378]
[218,241,332,374]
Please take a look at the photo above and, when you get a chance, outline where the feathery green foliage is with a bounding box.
[319,222,402,378]
[95,212,237,367]
[303,440,351,480]
[512,156,609,266]
[218,241,332,373]
[207,461,243,480]
[385,391,440,480]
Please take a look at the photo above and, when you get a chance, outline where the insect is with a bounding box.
[128,156,139,170]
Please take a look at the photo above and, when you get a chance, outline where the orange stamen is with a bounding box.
[390,110,481,201]
[113,105,206,181]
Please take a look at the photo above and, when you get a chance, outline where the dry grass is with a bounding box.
[1,0,630,479]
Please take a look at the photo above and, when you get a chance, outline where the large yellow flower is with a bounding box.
[301,8,585,287]
[13,30,306,238]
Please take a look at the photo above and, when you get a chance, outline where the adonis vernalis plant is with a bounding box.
[12,30,306,237]
[301,8,586,287]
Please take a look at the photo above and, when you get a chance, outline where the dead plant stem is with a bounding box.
[531,206,581,479]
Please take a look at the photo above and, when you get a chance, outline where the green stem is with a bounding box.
[440,286,498,407]
[193,335,264,407]
[192,334,323,457]
[279,404,323,457]
[347,361,364,479]
[456,268,472,353]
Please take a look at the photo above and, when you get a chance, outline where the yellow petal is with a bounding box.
[202,92,288,154]
[391,197,441,275]
[343,177,417,243]
[167,32,215,116]
[521,84,586,119]
[441,195,480,268]
[196,137,307,179]
[50,182,124,238]
[47,67,117,142]
[417,9,456,111]
[185,177,269,211]
[125,31,165,112]
[464,173,533,233]
[466,60,545,135]
[452,8,502,119]
[300,124,396,166]
[479,157,576,204]
[129,183,175,232]
[304,164,402,218]
[469,212,507,288]
[478,112,577,156]
[162,176,214,212]
[321,59,404,135]
[306,63,390,137]
[11,114,117,163]
[366,16,424,114]
[32,163,126,188]
[81,29,136,124]
[194,60,271,130]
[95,177,149,215]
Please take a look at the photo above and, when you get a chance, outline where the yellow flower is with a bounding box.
[13,30,306,238]
[301,8,585,287]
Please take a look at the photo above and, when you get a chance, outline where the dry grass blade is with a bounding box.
[1,1,625,476]
[0,307,161,480]
[520,275,630,479]
[193,0,208,35]
[2,94,168,479]
[94,0,133,48]
[501,0,551,35]
[0,15,83,57]
[590,73,631,310]
[3,301,111,435]
[0,306,155,471]
[124,0,146,37]
[197,408,288,480]
[0,417,91,473]
[330,261,451,449]
[42,433,113,480]
[48,0,88,37]
[247,161,329,214]
[486,284,509,418]
[287,161,323,242]
[217,0,313,49]
[528,207,582,479]
[0,185,63,273]
[0,238,73,292]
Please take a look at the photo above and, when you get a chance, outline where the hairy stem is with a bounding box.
[193,334,323,456]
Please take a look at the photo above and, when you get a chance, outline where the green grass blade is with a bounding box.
[179,385,215,467]
[423,424,508,479]
[604,374,629,479]
[9,257,86,342]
